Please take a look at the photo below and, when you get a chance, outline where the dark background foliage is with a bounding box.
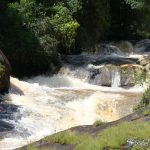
[0,0,149,76]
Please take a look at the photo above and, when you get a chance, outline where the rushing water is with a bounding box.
[111,66,121,87]
[0,54,144,150]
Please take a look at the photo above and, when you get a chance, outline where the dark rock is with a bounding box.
[92,56,138,65]
[134,39,150,53]
[63,54,92,65]
[0,50,11,93]
[0,120,14,132]
[63,55,138,66]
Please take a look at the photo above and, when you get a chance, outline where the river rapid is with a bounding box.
[0,52,144,150]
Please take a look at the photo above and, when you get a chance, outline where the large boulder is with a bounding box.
[0,50,11,92]
[120,64,144,86]
[88,64,144,87]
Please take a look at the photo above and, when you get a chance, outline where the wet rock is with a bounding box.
[88,64,144,87]
[63,54,93,65]
[89,65,119,86]
[137,55,150,66]
[120,64,144,86]
[0,50,11,93]
[134,39,150,53]
[92,56,138,65]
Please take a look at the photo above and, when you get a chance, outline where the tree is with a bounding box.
[76,0,111,50]
[125,0,150,38]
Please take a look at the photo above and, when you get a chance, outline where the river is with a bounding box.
[0,53,144,150]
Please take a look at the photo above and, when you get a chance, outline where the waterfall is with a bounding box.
[111,66,121,87]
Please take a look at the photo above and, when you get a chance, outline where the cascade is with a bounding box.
[0,52,143,150]
[111,66,121,87]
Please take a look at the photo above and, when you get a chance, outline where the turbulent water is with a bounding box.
[0,53,144,150]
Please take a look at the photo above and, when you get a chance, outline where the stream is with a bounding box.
[0,52,144,150]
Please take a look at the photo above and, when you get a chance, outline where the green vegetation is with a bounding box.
[0,0,150,76]
[133,67,146,86]
[134,87,150,111]
[27,145,38,150]
[0,0,80,76]
[45,131,79,145]
[125,0,150,37]
[26,122,150,150]
[144,110,150,116]
[93,120,104,127]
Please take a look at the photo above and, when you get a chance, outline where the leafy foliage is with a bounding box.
[125,0,144,9]
[93,120,104,127]
[77,0,111,49]
[0,0,150,76]
[0,0,81,76]
[125,0,150,38]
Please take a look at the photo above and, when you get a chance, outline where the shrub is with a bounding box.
[134,87,150,111]
[93,120,104,127]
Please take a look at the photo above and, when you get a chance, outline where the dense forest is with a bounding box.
[0,0,150,76]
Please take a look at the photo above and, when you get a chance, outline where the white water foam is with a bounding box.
[0,75,143,150]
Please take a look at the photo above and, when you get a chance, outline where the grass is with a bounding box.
[45,131,79,145]
[27,145,39,150]
[26,121,150,150]
[144,110,150,116]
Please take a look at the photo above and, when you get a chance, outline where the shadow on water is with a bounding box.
[0,96,19,139]
[0,81,30,140]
